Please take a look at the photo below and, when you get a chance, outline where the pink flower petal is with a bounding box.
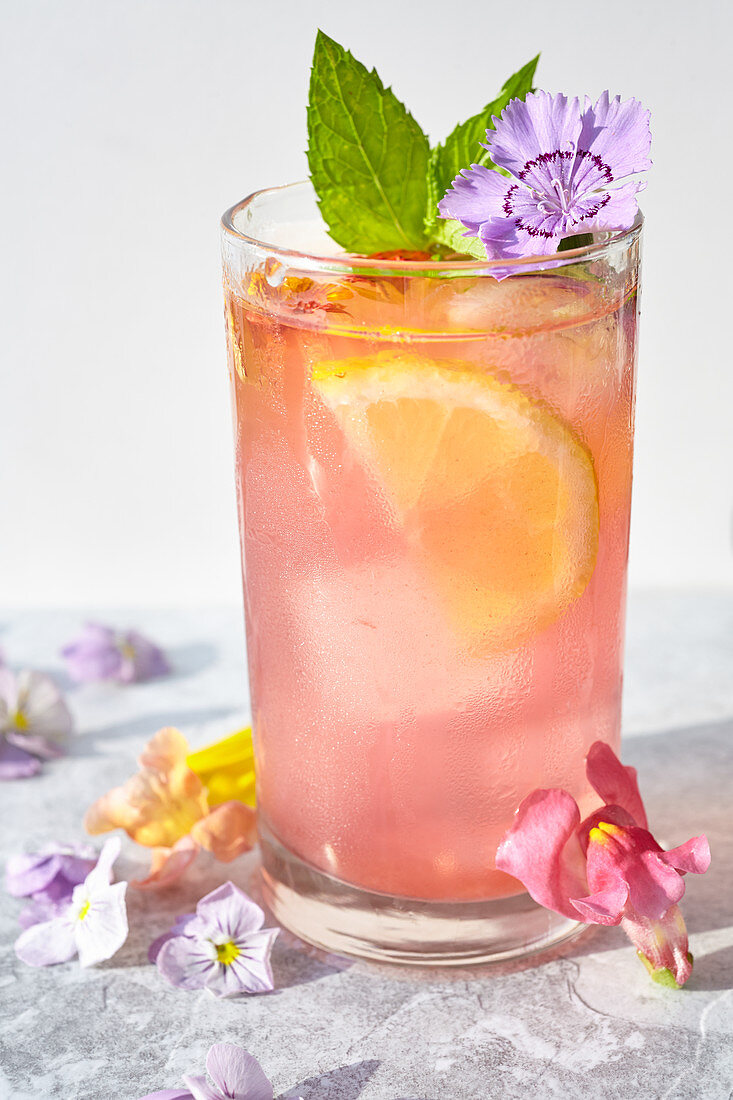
[659,835,711,876]
[495,789,588,920]
[133,837,199,890]
[14,916,77,966]
[585,742,647,828]
[189,802,257,863]
[570,882,629,925]
[206,1044,274,1100]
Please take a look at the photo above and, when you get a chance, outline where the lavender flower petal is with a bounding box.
[148,913,197,963]
[156,935,217,991]
[0,739,41,779]
[437,164,510,236]
[61,624,123,683]
[124,631,171,682]
[6,844,97,899]
[206,1044,274,1100]
[194,882,265,940]
[488,91,583,178]
[181,1078,220,1100]
[137,1091,194,1100]
[15,916,78,966]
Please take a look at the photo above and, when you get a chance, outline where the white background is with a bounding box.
[2,0,731,607]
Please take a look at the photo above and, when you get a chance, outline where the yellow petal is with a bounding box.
[186,728,256,809]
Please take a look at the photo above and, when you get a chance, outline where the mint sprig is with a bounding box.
[306,31,539,256]
[306,30,431,254]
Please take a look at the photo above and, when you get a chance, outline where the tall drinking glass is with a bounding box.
[221,182,641,964]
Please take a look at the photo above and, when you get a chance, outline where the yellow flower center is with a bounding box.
[78,900,91,921]
[119,642,136,661]
[215,941,240,965]
[588,820,623,847]
[11,709,29,731]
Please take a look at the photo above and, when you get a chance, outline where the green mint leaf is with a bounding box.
[426,54,540,232]
[430,218,487,260]
[307,30,431,253]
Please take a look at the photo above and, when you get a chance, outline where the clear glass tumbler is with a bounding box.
[221,181,642,964]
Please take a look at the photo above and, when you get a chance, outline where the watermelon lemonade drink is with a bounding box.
[221,181,641,963]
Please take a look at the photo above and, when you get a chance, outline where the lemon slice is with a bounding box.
[312,351,599,653]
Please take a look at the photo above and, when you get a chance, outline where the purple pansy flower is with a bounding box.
[152,882,278,999]
[14,837,128,968]
[6,842,100,927]
[438,90,651,268]
[61,623,170,684]
[138,1042,289,1100]
[0,669,73,779]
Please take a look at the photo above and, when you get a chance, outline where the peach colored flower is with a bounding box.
[84,728,257,889]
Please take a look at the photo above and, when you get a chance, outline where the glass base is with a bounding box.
[260,824,585,966]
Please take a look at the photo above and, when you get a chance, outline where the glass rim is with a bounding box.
[221,180,643,277]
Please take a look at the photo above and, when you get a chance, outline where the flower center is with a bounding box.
[78,899,91,921]
[589,820,623,847]
[10,709,29,731]
[118,641,136,661]
[215,940,241,965]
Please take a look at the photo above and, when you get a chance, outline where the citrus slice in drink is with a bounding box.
[312,352,599,652]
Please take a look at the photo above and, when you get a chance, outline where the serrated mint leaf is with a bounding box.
[307,30,431,253]
[430,218,487,260]
[427,54,540,227]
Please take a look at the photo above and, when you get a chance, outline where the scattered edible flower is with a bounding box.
[61,622,170,684]
[186,728,256,809]
[6,842,98,902]
[85,728,257,887]
[138,1042,290,1100]
[150,881,278,998]
[496,741,710,987]
[0,669,73,780]
[14,837,128,967]
[439,91,651,266]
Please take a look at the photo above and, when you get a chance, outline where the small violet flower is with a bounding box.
[85,728,257,888]
[14,837,128,968]
[0,669,73,780]
[496,741,710,987]
[439,90,652,268]
[6,842,99,928]
[61,622,170,684]
[138,1042,290,1100]
[150,882,278,999]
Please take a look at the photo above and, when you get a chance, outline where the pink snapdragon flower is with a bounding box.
[496,742,710,986]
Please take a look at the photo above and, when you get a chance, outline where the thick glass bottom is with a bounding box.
[260,824,584,966]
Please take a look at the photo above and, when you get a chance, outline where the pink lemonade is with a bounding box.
[225,235,639,908]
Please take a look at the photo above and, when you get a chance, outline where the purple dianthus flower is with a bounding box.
[438,90,651,268]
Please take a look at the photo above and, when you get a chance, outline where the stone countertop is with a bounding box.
[0,594,731,1100]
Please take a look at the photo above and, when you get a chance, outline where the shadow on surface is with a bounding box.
[68,708,234,756]
[285,1060,380,1099]
[685,944,733,992]
[165,641,220,677]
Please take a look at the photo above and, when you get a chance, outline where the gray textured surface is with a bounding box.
[0,595,732,1100]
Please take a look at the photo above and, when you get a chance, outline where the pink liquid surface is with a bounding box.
[226,269,638,901]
